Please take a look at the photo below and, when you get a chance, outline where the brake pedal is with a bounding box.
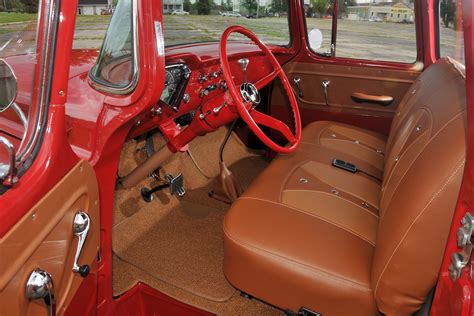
[165,173,185,197]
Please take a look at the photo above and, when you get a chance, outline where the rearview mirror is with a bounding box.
[0,59,18,112]
[308,28,323,50]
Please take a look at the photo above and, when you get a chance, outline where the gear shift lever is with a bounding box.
[238,58,249,83]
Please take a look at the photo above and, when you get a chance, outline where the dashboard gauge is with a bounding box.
[161,64,191,111]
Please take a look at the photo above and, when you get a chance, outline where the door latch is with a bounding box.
[72,211,91,277]
[321,80,330,106]
[25,268,56,316]
[293,77,303,98]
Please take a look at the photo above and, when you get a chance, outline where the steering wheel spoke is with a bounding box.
[254,69,280,90]
[250,110,296,144]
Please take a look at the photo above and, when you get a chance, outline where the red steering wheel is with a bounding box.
[220,25,301,154]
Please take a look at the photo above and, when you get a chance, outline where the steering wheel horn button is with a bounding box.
[240,82,260,106]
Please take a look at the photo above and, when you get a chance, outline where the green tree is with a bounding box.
[311,0,328,17]
[337,0,356,16]
[270,0,286,14]
[3,0,25,12]
[19,0,37,13]
[440,0,456,28]
[183,0,191,12]
[226,0,233,11]
[241,0,257,15]
[197,0,211,15]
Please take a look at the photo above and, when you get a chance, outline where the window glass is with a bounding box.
[163,0,291,46]
[306,0,417,63]
[0,1,39,144]
[439,0,464,64]
[90,0,135,89]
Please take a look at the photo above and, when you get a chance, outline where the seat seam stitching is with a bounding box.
[381,110,465,215]
[278,159,310,203]
[239,196,376,246]
[374,159,465,296]
[282,189,379,219]
[223,225,373,291]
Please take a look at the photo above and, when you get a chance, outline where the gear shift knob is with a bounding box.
[238,58,249,82]
[238,58,249,71]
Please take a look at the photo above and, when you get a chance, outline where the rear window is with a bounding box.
[438,0,464,64]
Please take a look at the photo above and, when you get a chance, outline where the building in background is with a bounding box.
[163,0,184,13]
[77,0,111,15]
[347,1,414,22]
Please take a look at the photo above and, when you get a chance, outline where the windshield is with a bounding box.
[163,0,290,46]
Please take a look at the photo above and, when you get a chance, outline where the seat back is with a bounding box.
[372,57,467,314]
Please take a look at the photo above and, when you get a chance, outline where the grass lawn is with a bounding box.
[76,15,111,25]
[0,12,36,24]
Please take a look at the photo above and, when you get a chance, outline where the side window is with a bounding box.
[306,0,417,63]
[89,0,138,93]
[439,0,464,64]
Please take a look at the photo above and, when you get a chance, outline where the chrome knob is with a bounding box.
[0,136,18,186]
[238,58,249,82]
[72,211,91,277]
[25,268,56,316]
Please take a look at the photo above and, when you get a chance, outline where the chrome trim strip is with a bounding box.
[11,102,28,130]
[88,0,140,95]
[17,0,60,163]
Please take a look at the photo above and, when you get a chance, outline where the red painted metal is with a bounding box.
[1,0,471,314]
[111,283,212,316]
[431,0,474,314]
[220,26,301,154]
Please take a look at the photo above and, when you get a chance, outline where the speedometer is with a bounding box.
[160,64,191,111]
[165,69,174,85]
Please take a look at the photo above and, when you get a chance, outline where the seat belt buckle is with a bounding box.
[332,159,357,173]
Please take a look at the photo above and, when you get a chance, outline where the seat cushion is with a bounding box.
[224,123,382,315]
[223,198,378,315]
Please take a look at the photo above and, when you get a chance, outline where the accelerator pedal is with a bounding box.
[141,173,186,202]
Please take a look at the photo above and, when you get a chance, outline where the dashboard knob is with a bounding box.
[183,93,190,104]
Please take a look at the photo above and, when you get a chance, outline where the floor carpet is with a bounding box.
[112,127,280,314]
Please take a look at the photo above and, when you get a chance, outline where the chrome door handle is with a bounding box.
[25,268,56,316]
[322,80,330,106]
[72,211,91,277]
[293,77,303,98]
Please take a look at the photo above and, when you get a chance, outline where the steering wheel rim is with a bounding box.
[219,25,301,154]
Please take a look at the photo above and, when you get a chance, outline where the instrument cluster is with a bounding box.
[160,64,191,111]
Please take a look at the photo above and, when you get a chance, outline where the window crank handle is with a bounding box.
[72,211,91,277]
